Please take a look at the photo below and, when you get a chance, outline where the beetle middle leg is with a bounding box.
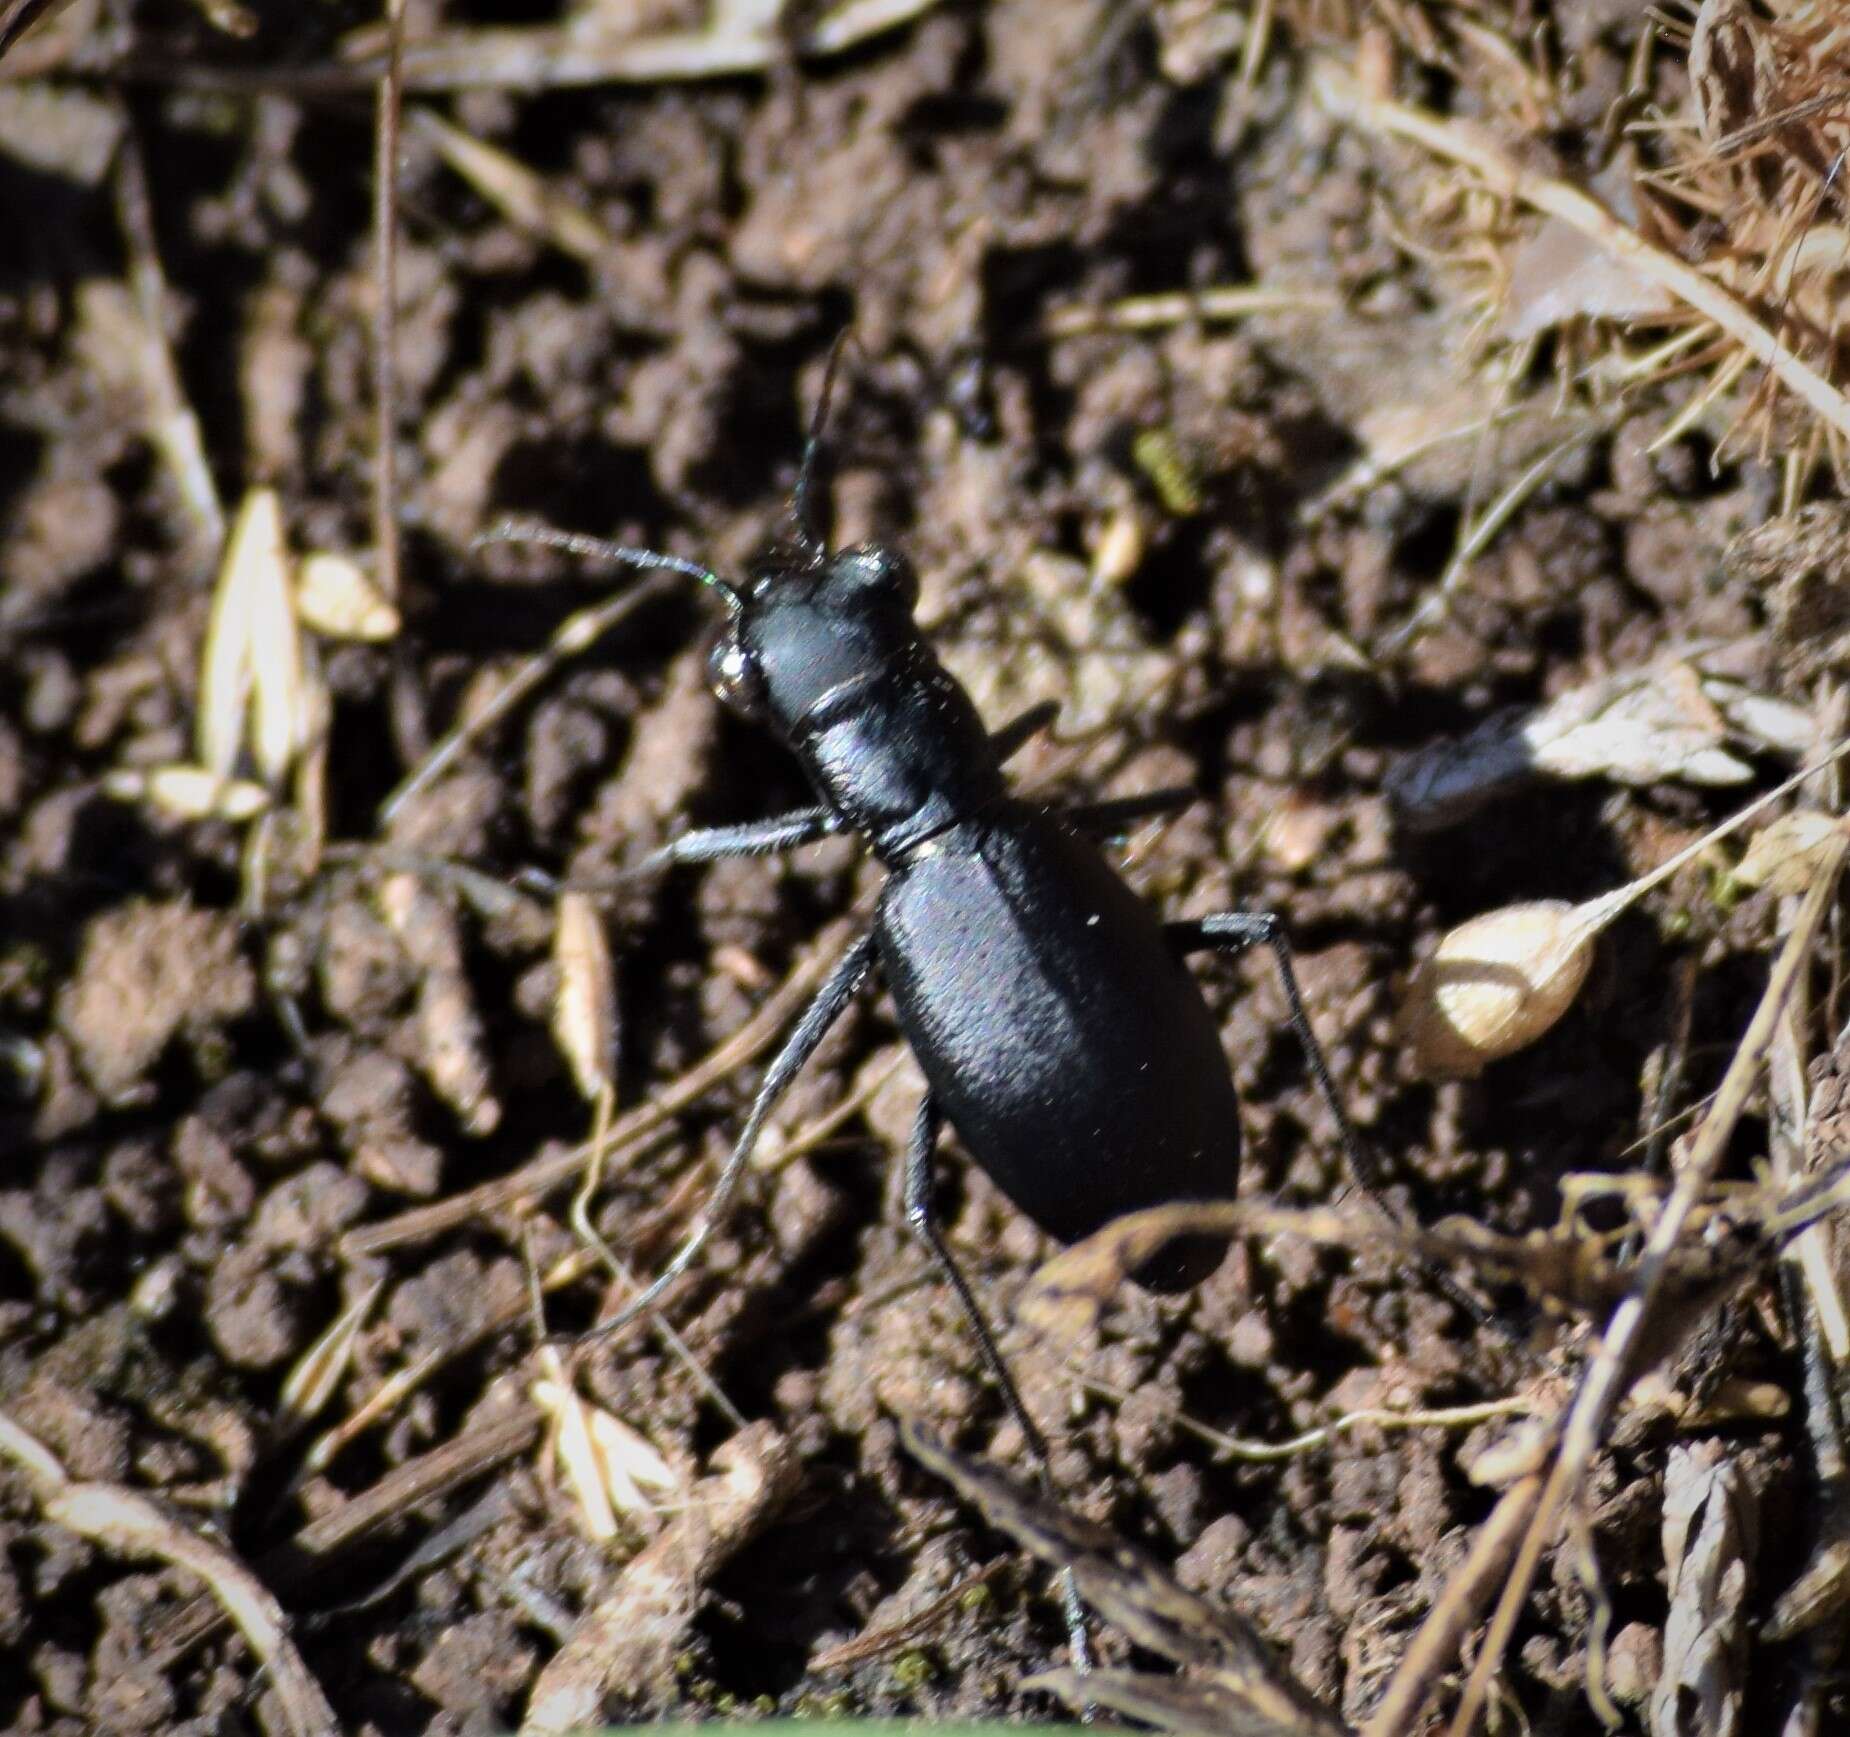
[903,1093,1092,1671]
[1059,786,1195,839]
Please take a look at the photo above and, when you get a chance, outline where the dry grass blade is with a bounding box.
[902,1424,1350,1737]
[0,1410,338,1737]
[519,1421,798,1735]
[0,0,85,67]
[245,490,306,786]
[1313,59,1850,450]
[1362,1469,1548,1737]
[380,568,682,826]
[372,0,404,610]
[342,916,855,1257]
[552,892,616,1104]
[372,0,946,92]
[111,128,224,555]
[1447,829,1850,1737]
[1026,1666,1331,1737]
[409,107,611,262]
[149,1410,544,1667]
[199,487,280,778]
[1043,282,1340,336]
[277,1278,384,1437]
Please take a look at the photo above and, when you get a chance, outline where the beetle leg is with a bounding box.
[640,806,842,869]
[581,929,878,1343]
[989,699,1059,762]
[1059,785,1195,839]
[902,1094,1093,1673]
[516,807,843,897]
[1167,912,1386,1200]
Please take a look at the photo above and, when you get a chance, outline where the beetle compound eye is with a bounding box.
[836,544,918,611]
[708,636,770,722]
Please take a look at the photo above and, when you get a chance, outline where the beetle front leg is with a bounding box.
[902,1094,1093,1673]
[989,699,1058,762]
[1059,785,1194,839]
[641,806,842,868]
[522,808,845,896]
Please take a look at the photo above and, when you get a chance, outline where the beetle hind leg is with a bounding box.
[1167,911,1386,1200]
[902,1096,1092,1671]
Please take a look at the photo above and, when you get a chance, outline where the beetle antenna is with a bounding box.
[379,521,740,824]
[476,519,742,612]
[791,330,854,552]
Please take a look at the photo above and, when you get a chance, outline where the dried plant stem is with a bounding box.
[1364,1469,1546,1737]
[1447,832,1850,1737]
[1313,60,1850,449]
[372,0,403,605]
[113,124,224,555]
[1043,282,1338,336]
[0,1410,338,1737]
[343,918,857,1255]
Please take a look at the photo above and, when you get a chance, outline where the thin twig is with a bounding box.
[0,1410,338,1737]
[1364,1469,1547,1737]
[342,918,856,1256]
[1447,833,1850,1736]
[372,0,403,606]
[1313,60,1850,448]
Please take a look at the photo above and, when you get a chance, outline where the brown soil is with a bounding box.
[0,3,1839,1734]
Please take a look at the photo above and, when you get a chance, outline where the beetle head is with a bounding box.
[707,540,921,732]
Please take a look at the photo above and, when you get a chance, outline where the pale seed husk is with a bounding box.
[1400,899,1596,1080]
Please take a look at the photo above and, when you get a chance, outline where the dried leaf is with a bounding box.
[1385,650,1800,831]
[103,764,272,822]
[1651,1441,1755,1737]
[551,892,616,1103]
[296,551,401,642]
[1732,810,1847,895]
[1499,208,1672,342]
[379,874,501,1135]
[1524,660,1750,787]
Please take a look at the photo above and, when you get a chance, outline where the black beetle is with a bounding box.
[468,360,1381,1396]
[412,353,1385,1658]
